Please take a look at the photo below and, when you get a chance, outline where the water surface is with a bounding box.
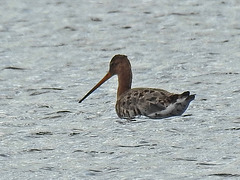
[0,0,240,179]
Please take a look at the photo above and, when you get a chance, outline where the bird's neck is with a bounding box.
[117,69,132,99]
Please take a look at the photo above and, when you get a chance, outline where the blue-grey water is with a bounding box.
[1,0,240,179]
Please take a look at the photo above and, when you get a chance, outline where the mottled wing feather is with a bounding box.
[116,88,195,119]
[116,88,173,119]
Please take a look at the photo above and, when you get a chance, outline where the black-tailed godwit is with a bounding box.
[79,55,195,119]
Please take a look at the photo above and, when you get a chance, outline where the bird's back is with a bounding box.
[115,88,195,119]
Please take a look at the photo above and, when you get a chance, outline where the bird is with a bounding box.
[79,54,195,119]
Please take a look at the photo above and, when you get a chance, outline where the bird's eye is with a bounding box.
[111,62,118,67]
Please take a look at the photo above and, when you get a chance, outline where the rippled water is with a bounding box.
[1,0,240,179]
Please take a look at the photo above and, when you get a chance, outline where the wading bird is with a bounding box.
[79,55,195,119]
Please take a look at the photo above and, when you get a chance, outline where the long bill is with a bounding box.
[79,72,112,103]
